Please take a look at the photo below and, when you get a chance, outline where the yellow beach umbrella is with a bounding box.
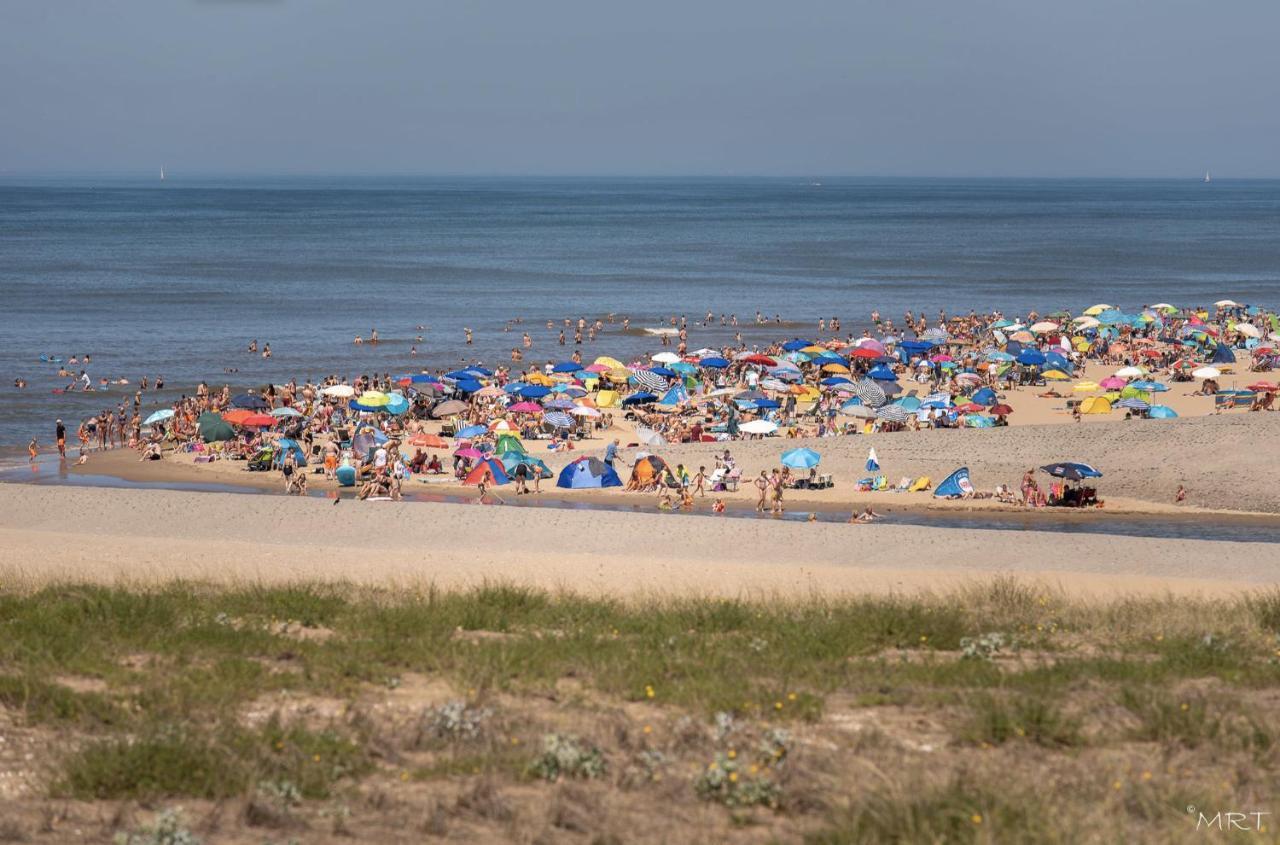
[594,356,625,370]
[821,362,850,374]
[526,373,553,386]
[1042,370,1070,381]
[358,390,390,406]
[801,345,828,355]
[1072,337,1092,350]
[1083,304,1114,316]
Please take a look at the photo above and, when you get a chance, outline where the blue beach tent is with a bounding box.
[556,457,622,489]
[934,467,975,498]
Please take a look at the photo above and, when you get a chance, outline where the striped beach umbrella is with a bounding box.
[543,411,574,429]
[854,379,887,408]
[632,370,668,392]
[1116,398,1150,411]
[875,405,910,422]
[921,328,950,343]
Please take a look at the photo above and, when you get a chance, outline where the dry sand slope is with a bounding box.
[1,484,1277,599]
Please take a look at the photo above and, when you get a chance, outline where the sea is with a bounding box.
[2,175,1279,449]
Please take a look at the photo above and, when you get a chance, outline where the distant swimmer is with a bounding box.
[464,327,473,345]
[370,328,378,345]
[248,339,258,353]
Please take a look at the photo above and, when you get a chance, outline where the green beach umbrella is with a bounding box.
[198,411,235,443]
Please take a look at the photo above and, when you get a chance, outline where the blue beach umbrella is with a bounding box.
[144,409,175,426]
[700,356,730,368]
[781,448,821,469]
[1040,462,1103,481]
[456,424,488,439]
[1149,405,1178,419]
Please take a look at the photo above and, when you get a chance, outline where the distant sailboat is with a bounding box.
[1203,170,1211,183]
[160,165,166,182]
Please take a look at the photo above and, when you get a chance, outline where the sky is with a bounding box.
[2,0,1278,177]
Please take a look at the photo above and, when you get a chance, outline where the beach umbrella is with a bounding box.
[453,446,486,460]
[408,433,450,449]
[1114,366,1145,378]
[620,392,658,406]
[989,404,1014,415]
[544,398,576,410]
[516,384,552,399]
[634,426,667,446]
[781,448,821,469]
[921,328,949,343]
[699,356,730,368]
[1098,376,1127,390]
[240,413,276,427]
[781,339,812,351]
[1215,299,1240,308]
[456,424,488,438]
[875,405,910,423]
[430,399,469,418]
[321,384,355,398]
[1031,321,1059,333]
[543,411,574,429]
[1191,366,1221,379]
[843,405,878,419]
[651,352,681,364]
[385,394,410,415]
[1149,405,1178,419]
[570,405,601,418]
[739,354,777,366]
[1246,381,1278,392]
[1016,349,1046,366]
[551,361,581,373]
[355,390,389,407]
[866,364,898,381]
[1129,380,1168,392]
[632,371,668,392]
[197,412,234,442]
[270,407,303,418]
[230,393,269,410]
[1040,462,1103,481]
[473,386,506,399]
[1116,398,1150,411]
[739,419,778,435]
[1041,370,1070,381]
[143,409,175,426]
[508,401,543,413]
[853,379,887,408]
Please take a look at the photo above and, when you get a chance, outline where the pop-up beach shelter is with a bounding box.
[934,467,975,498]
[557,457,622,489]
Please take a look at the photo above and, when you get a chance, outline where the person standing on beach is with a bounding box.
[28,437,38,462]
[754,470,768,512]
[603,438,619,470]
[55,419,66,458]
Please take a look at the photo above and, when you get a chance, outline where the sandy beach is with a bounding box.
[2,482,1276,600]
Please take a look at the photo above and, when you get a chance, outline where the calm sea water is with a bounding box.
[2,175,1279,447]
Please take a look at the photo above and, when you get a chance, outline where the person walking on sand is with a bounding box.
[693,465,707,497]
[754,470,769,512]
[603,438,619,470]
[769,468,785,514]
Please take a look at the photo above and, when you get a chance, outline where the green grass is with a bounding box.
[960,693,1083,748]
[0,674,123,728]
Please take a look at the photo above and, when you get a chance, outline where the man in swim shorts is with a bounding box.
[55,418,66,457]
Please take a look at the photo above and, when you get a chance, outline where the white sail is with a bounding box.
[1203,170,1211,183]
[160,165,166,181]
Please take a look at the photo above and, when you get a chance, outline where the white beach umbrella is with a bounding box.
[1236,324,1261,339]
[739,420,779,435]
[1114,366,1145,378]
[634,426,667,446]
[1214,299,1239,308]
[1192,366,1221,379]
[321,384,355,398]
[569,406,601,417]
[651,352,681,364]
[1030,321,1059,333]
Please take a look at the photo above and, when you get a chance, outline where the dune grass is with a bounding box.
[1,577,1278,841]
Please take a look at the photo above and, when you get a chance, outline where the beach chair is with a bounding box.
[873,475,888,491]
[908,476,932,493]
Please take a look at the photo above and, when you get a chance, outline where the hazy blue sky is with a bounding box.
[2,0,1277,177]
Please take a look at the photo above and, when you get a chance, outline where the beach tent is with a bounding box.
[197,411,235,443]
[934,467,974,498]
[557,456,622,489]
[594,390,619,408]
[494,433,525,455]
[658,384,690,406]
[272,438,308,468]
[1149,405,1178,419]
[464,458,510,487]
[971,387,997,406]
[1211,344,1237,364]
[1079,397,1112,415]
[629,455,669,486]
[499,452,552,478]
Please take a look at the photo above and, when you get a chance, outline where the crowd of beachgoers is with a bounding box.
[26,299,1279,514]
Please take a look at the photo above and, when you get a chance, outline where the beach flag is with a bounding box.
[866,447,879,472]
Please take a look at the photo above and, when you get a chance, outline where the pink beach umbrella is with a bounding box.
[453,447,485,460]
[1099,376,1127,390]
[507,401,543,413]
